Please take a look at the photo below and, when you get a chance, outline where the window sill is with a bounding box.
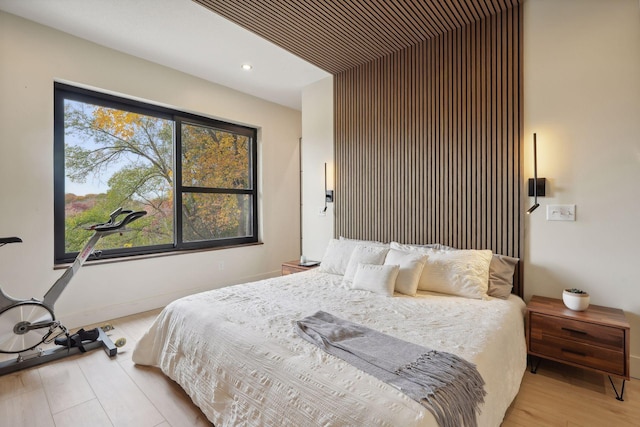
[53,241,264,270]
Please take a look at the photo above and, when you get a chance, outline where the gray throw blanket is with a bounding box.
[294,311,486,427]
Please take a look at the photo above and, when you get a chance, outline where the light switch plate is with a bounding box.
[546,204,576,221]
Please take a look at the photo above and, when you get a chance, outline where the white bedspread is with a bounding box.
[133,270,526,427]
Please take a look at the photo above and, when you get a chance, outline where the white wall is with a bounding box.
[0,12,302,327]
[524,0,640,378]
[301,76,334,260]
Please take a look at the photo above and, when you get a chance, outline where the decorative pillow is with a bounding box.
[352,263,400,297]
[420,249,492,298]
[343,245,390,283]
[402,248,492,298]
[488,254,519,299]
[392,242,518,299]
[384,249,428,296]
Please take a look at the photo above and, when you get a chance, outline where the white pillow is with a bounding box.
[352,263,400,297]
[319,239,389,275]
[343,245,389,283]
[418,248,493,299]
[392,242,518,299]
[384,249,428,296]
[318,239,361,275]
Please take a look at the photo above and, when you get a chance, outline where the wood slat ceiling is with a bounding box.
[193,0,522,74]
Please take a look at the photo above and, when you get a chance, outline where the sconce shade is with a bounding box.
[528,178,546,197]
[325,190,334,203]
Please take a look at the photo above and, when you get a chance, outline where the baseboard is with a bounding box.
[631,354,640,380]
[58,270,278,329]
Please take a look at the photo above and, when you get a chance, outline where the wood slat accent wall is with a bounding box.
[193,0,521,74]
[335,5,523,295]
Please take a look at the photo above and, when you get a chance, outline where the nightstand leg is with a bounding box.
[529,356,542,374]
[608,376,626,401]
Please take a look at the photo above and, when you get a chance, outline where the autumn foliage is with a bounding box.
[63,101,252,253]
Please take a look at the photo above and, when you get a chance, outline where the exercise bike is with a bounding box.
[0,208,146,375]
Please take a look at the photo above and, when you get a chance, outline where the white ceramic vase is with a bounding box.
[562,289,590,311]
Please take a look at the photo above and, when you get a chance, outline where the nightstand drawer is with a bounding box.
[530,313,624,351]
[282,264,306,275]
[281,260,319,276]
[529,335,625,376]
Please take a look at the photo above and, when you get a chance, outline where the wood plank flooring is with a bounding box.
[0,309,211,427]
[0,309,637,426]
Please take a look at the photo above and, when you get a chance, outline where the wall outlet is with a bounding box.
[318,207,327,216]
[547,204,576,221]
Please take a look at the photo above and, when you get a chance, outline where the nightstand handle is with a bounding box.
[561,348,587,357]
[561,327,587,335]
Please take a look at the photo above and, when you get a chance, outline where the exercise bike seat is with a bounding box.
[0,237,22,245]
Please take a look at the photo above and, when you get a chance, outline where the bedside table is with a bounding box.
[526,295,630,400]
[281,260,319,275]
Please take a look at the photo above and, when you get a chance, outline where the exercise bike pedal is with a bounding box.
[101,323,114,332]
[54,328,100,349]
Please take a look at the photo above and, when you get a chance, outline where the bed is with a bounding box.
[133,240,527,426]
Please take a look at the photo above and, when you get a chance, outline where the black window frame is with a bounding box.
[54,82,259,264]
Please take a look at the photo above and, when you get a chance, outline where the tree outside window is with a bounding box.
[54,83,258,263]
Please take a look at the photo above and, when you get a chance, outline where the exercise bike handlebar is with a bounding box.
[1,210,146,246]
[86,209,147,232]
[0,237,22,246]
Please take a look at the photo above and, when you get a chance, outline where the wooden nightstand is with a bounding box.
[281,260,319,275]
[526,295,630,400]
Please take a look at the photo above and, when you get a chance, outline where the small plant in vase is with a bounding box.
[562,288,590,311]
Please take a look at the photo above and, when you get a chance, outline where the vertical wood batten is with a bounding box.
[334,5,523,295]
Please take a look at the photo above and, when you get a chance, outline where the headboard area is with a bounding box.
[333,5,524,297]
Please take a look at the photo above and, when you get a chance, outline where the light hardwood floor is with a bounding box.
[0,309,637,426]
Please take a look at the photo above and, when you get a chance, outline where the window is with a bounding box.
[54,83,258,264]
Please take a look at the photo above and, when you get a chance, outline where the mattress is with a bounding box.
[133,270,526,426]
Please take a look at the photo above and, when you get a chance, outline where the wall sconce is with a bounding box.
[526,133,546,214]
[325,190,334,203]
[323,162,334,212]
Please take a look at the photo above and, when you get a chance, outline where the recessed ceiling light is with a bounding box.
[241,64,253,71]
